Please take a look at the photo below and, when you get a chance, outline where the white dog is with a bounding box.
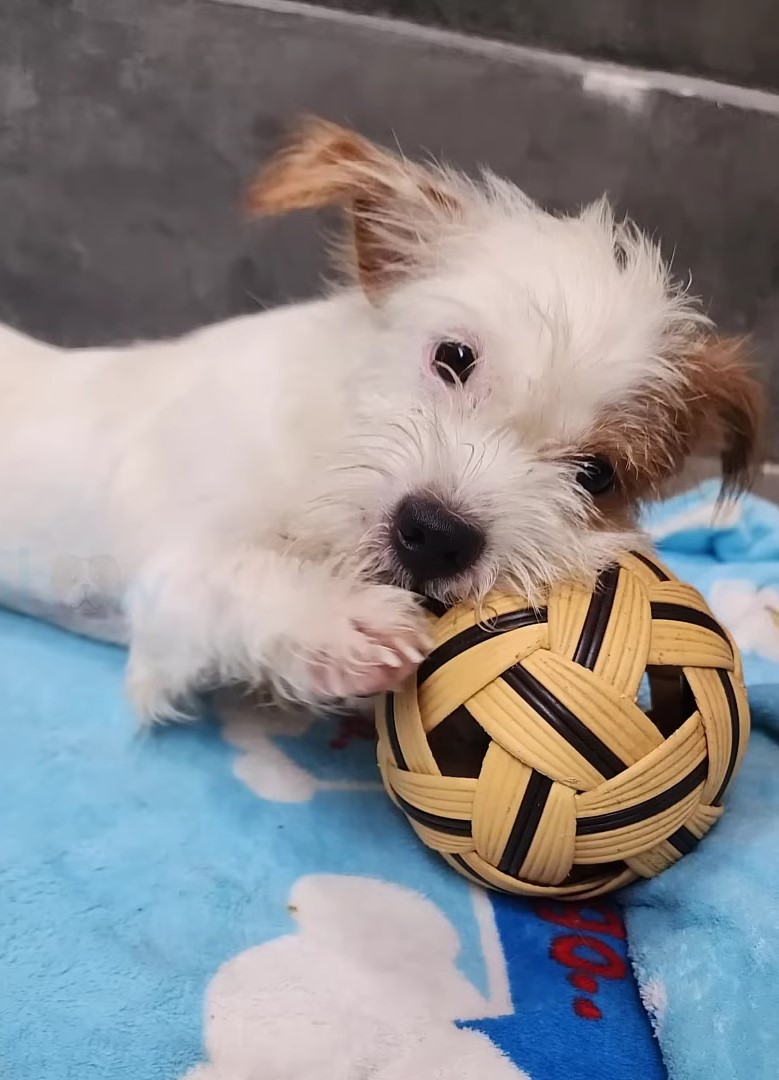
[0,119,761,720]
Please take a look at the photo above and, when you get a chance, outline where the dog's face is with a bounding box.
[250,119,762,604]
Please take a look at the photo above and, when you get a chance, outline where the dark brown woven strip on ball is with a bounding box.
[565,861,628,883]
[451,853,622,892]
[667,825,700,856]
[497,771,553,877]
[713,669,742,804]
[576,758,708,835]
[502,664,627,779]
[449,853,493,887]
[392,790,473,836]
[383,693,408,771]
[417,608,547,685]
[572,565,621,669]
[632,551,670,581]
[649,602,729,641]
[428,704,491,777]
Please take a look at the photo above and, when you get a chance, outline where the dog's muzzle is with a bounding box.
[391,495,484,586]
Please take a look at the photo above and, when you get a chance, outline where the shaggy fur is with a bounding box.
[0,119,762,719]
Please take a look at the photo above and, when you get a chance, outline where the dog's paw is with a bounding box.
[125,655,200,724]
[281,584,432,701]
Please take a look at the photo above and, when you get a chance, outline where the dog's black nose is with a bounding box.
[392,496,484,585]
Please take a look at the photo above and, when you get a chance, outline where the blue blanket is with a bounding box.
[1,481,776,1080]
[623,482,779,1080]
[1,608,658,1076]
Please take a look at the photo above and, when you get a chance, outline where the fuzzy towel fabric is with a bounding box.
[623,481,779,1080]
[8,478,775,1080]
[0,615,660,1078]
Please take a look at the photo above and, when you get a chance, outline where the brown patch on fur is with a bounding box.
[685,337,765,494]
[589,487,641,531]
[245,117,382,216]
[245,116,461,296]
[582,336,764,515]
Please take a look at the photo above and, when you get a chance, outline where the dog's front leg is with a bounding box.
[125,544,430,721]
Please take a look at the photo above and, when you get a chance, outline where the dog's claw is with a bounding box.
[292,584,430,701]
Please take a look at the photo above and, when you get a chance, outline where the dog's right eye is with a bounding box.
[433,342,477,385]
[576,455,617,496]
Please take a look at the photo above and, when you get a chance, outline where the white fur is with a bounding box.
[0,172,704,719]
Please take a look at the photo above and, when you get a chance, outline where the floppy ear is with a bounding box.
[585,336,764,508]
[245,116,462,297]
[685,337,764,495]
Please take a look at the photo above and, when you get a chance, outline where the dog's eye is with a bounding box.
[433,342,477,385]
[576,456,617,495]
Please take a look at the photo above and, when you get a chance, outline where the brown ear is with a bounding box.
[585,336,764,509]
[245,116,461,296]
[686,337,764,495]
[246,117,389,215]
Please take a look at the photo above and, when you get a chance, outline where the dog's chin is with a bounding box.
[385,563,499,610]
[389,560,608,612]
[367,533,631,610]
[377,550,559,609]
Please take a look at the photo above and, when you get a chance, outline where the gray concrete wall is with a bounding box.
[0,0,777,443]
[319,0,779,92]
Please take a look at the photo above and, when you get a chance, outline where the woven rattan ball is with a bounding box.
[376,551,750,899]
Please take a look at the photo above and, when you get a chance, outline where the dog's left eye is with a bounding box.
[576,456,617,495]
[433,342,477,385]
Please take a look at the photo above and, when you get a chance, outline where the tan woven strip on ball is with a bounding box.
[466,677,607,789]
[645,608,735,669]
[447,852,640,899]
[418,623,548,730]
[387,765,476,821]
[627,844,684,877]
[375,699,392,759]
[547,581,594,657]
[574,779,705,863]
[620,551,675,586]
[648,580,717,614]
[591,566,653,699]
[471,742,535,866]
[408,820,475,855]
[683,801,724,838]
[376,751,396,808]
[384,683,439,775]
[518,650,664,768]
[517,781,577,885]
[375,701,399,809]
[684,666,746,804]
[576,710,706,816]
[627,802,723,877]
[726,627,745,683]
[546,565,652,700]
[428,594,545,649]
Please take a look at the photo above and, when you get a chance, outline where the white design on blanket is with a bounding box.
[218,697,381,803]
[183,875,526,1080]
[709,579,779,662]
[646,497,741,543]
